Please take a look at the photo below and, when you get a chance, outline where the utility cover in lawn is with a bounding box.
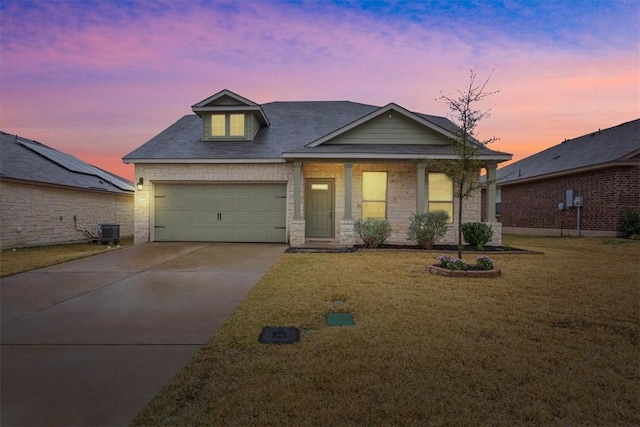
[326,312,355,326]
[258,327,300,344]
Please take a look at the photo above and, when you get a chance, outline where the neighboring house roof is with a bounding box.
[493,119,640,186]
[123,96,511,163]
[1,131,134,194]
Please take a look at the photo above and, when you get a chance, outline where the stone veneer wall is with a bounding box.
[134,162,489,246]
[303,162,483,245]
[134,163,293,244]
[0,181,134,249]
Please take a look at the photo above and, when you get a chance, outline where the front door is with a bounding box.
[305,179,334,238]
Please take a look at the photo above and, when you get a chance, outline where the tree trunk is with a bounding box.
[457,192,463,259]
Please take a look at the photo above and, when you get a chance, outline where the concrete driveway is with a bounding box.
[0,242,285,426]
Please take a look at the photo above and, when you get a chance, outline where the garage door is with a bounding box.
[153,183,287,242]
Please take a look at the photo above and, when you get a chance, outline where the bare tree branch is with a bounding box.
[434,69,500,258]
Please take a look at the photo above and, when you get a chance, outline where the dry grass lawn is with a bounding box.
[133,236,639,426]
[0,238,132,277]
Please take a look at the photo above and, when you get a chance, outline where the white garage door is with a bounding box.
[153,183,287,243]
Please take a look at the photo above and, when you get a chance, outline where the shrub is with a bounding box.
[436,255,468,270]
[406,211,450,249]
[354,218,392,248]
[619,209,640,239]
[462,222,493,250]
[475,256,494,270]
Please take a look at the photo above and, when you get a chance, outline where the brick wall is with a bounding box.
[482,166,639,234]
[0,181,134,249]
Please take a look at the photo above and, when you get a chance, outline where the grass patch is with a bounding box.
[0,238,132,277]
[132,236,639,426]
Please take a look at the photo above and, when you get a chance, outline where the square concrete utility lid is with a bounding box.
[326,312,355,326]
[259,327,300,344]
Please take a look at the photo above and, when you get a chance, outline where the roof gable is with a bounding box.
[191,89,270,126]
[306,103,458,147]
[192,89,259,108]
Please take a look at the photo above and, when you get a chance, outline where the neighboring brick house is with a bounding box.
[481,119,639,237]
[123,90,512,247]
[0,132,134,249]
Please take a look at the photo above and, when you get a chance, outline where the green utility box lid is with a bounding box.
[326,312,355,326]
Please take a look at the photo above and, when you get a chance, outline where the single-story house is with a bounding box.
[123,90,512,247]
[0,131,134,249]
[481,119,640,236]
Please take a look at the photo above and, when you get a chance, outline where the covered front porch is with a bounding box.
[287,160,501,247]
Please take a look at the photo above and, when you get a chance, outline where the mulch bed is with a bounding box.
[358,244,528,252]
[286,244,533,254]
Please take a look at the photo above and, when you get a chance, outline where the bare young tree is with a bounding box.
[438,70,499,259]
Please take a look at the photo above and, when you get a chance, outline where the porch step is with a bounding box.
[286,240,356,253]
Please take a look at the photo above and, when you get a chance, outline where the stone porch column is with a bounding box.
[340,162,356,245]
[293,162,302,220]
[416,162,426,213]
[344,162,353,220]
[290,162,305,246]
[485,163,497,223]
[484,163,501,246]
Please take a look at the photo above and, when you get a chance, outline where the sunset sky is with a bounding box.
[1,0,638,181]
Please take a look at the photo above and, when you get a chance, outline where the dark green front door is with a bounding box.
[305,179,334,238]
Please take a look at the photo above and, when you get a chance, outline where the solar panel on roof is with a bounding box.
[17,139,133,192]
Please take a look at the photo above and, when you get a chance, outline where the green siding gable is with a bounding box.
[206,94,246,106]
[325,112,450,145]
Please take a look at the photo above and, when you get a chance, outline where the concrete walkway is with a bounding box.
[1,242,285,426]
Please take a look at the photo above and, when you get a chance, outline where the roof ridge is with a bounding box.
[560,118,640,144]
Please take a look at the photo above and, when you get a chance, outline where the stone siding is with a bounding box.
[134,163,292,244]
[0,181,133,249]
[304,162,482,245]
[134,162,491,246]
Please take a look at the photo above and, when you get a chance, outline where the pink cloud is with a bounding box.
[1,1,637,180]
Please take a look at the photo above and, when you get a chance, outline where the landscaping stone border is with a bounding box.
[428,265,502,277]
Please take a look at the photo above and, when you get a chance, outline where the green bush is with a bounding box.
[619,209,640,239]
[354,218,392,248]
[436,255,468,270]
[475,256,494,270]
[406,211,449,249]
[462,222,493,250]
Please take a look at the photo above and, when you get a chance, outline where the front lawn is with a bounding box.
[0,238,132,277]
[132,236,639,426]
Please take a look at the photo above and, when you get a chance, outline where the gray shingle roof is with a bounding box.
[495,119,640,185]
[122,100,511,162]
[1,131,133,193]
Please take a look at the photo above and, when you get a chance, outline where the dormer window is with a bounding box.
[211,113,245,137]
[192,90,270,141]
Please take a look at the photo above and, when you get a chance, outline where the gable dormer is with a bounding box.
[191,90,270,141]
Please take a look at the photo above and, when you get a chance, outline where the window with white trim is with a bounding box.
[428,173,453,222]
[362,172,387,219]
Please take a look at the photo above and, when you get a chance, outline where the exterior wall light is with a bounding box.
[136,177,144,191]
